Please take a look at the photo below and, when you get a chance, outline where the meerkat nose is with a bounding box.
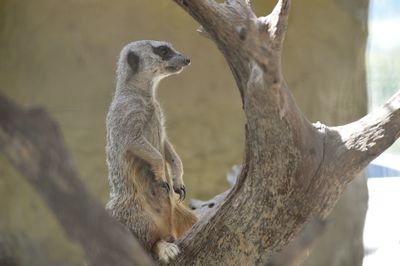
[183,58,191,65]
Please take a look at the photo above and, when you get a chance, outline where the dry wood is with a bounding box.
[168,0,400,264]
[189,166,327,266]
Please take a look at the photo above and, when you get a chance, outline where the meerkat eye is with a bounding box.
[152,45,174,61]
[159,46,168,55]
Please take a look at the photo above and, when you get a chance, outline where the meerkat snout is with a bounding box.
[165,54,190,73]
[183,57,191,65]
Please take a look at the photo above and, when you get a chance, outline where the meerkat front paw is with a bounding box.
[154,240,180,264]
[160,180,171,193]
[173,183,186,201]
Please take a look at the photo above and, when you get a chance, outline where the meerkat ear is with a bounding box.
[127,51,140,74]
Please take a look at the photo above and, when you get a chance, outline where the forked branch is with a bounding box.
[170,0,400,265]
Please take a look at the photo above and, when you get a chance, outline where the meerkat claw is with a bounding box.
[161,181,171,193]
[174,185,186,201]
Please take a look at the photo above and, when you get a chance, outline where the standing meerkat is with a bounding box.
[106,40,197,263]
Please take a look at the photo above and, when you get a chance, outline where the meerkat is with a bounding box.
[105,40,197,263]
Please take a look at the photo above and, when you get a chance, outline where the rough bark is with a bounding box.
[288,1,370,265]
[283,0,368,266]
[0,95,152,266]
[168,0,400,265]
[189,166,327,266]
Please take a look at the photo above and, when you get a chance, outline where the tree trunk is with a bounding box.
[168,0,399,265]
[283,1,369,265]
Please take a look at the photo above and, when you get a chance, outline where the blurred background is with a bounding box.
[0,0,398,265]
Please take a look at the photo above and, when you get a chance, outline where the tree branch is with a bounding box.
[336,89,400,175]
[0,94,152,266]
[170,0,400,264]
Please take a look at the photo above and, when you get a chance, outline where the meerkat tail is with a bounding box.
[173,202,198,237]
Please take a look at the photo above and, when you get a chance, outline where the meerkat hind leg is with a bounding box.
[153,240,180,263]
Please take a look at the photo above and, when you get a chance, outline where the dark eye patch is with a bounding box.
[152,45,174,61]
[127,51,140,74]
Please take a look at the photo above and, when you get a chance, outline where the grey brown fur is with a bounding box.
[105,40,197,263]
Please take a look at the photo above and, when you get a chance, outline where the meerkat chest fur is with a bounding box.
[143,100,165,152]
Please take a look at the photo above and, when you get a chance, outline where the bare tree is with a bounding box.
[1,0,399,265]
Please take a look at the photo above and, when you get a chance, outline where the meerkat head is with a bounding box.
[117,40,191,86]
